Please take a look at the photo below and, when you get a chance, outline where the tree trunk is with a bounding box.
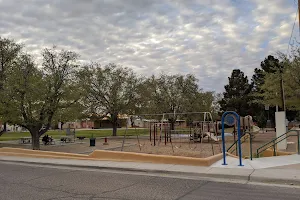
[111,113,118,136]
[30,131,40,150]
[0,122,7,137]
[112,123,117,136]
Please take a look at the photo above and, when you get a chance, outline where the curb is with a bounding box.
[1,158,300,186]
[250,176,300,186]
[0,158,250,182]
[0,147,229,167]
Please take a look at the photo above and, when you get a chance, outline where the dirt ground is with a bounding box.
[107,130,278,158]
[112,138,222,158]
[111,132,275,158]
[0,130,281,158]
[0,138,135,154]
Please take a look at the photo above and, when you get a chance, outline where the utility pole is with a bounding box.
[298,0,300,35]
[280,74,285,111]
[279,67,286,111]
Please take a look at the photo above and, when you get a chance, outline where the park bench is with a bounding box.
[19,137,31,144]
[60,136,74,143]
[59,128,76,144]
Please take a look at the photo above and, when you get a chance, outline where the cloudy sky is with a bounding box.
[0,0,298,92]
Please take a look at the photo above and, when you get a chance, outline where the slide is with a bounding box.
[204,132,219,142]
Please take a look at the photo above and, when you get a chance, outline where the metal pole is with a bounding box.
[135,127,141,151]
[154,124,156,146]
[242,117,245,133]
[159,123,162,142]
[121,118,129,151]
[280,70,286,111]
[164,123,167,145]
[150,122,152,142]
[237,115,243,166]
[207,123,210,142]
[234,125,237,156]
[169,124,172,143]
[221,113,227,165]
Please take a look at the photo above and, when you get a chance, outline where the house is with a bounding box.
[60,113,129,129]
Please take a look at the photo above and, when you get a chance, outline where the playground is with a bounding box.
[0,111,284,160]
[1,110,299,164]
[110,112,263,159]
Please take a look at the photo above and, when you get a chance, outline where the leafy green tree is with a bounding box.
[0,37,23,135]
[282,49,300,110]
[260,51,300,111]
[140,73,213,129]
[250,55,283,126]
[219,69,252,116]
[211,92,222,120]
[82,63,141,136]
[2,47,82,149]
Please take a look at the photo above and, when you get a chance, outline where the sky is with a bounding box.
[0,0,298,92]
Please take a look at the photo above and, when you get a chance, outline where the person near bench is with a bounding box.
[42,135,54,145]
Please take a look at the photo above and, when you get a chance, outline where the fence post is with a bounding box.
[164,124,167,145]
[150,122,152,142]
[153,124,156,146]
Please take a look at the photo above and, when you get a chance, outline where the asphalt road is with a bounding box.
[0,162,300,200]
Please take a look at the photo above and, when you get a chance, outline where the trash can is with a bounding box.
[90,138,96,146]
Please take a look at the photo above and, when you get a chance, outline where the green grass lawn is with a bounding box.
[0,127,235,141]
[0,128,149,141]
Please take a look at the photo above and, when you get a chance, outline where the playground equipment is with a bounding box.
[146,112,220,145]
[121,112,260,162]
[191,121,220,142]
[189,112,218,143]
[150,122,171,146]
[121,112,223,154]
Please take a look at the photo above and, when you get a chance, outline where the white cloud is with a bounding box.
[0,0,297,92]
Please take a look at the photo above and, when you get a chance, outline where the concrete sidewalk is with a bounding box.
[0,155,300,186]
